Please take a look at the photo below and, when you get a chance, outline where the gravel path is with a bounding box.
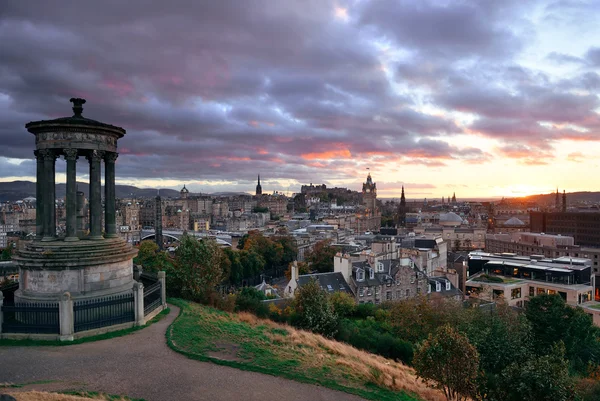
[0,305,365,401]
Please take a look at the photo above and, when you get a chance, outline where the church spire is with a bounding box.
[562,190,567,212]
[400,185,406,206]
[255,174,263,196]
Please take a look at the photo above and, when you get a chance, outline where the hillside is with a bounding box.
[0,181,180,202]
[167,299,445,401]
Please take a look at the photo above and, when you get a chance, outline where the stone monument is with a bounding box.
[12,98,138,303]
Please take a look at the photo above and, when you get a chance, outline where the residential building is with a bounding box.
[530,211,600,247]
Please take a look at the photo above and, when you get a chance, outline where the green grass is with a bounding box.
[0,307,170,347]
[0,380,58,389]
[167,298,427,401]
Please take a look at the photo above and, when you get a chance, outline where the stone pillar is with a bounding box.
[64,149,79,241]
[34,150,44,240]
[76,190,86,238]
[87,150,104,240]
[41,149,57,241]
[59,292,74,341]
[104,152,118,238]
[133,281,145,326]
[0,291,4,335]
[158,271,167,307]
[133,265,142,281]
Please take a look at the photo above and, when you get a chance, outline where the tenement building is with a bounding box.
[13,98,137,303]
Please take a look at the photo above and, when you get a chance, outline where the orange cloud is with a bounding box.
[301,148,352,160]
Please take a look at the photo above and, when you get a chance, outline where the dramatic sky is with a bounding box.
[1,1,600,199]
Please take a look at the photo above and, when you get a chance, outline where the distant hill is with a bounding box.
[0,180,180,202]
[512,191,600,205]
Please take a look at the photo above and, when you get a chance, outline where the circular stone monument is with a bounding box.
[12,99,138,302]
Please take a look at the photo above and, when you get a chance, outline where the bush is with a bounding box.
[353,303,377,319]
[330,292,356,318]
[293,279,339,337]
[217,294,237,312]
[336,319,413,364]
[235,287,266,314]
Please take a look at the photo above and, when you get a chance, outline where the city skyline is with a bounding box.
[1,1,600,198]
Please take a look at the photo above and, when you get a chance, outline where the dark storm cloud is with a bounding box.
[1,0,599,189]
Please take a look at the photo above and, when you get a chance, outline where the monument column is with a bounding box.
[104,152,118,238]
[41,149,57,241]
[64,148,79,241]
[87,150,104,240]
[34,150,44,239]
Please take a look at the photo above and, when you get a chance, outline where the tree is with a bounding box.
[293,278,339,337]
[330,291,356,318]
[497,343,575,401]
[133,240,171,272]
[526,294,600,371]
[168,234,226,303]
[305,240,337,273]
[413,324,480,401]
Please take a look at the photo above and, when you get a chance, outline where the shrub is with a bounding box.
[293,279,339,337]
[353,303,377,319]
[235,287,266,314]
[330,292,356,318]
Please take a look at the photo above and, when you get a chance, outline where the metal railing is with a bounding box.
[74,292,135,333]
[143,280,162,316]
[1,301,60,334]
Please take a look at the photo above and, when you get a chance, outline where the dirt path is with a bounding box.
[0,305,364,401]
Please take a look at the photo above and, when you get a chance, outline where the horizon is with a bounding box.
[1,1,600,198]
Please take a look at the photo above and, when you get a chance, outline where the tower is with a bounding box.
[452,192,456,204]
[155,190,163,251]
[555,188,560,210]
[180,184,189,199]
[398,186,407,227]
[362,172,377,215]
[562,190,567,213]
[255,174,262,196]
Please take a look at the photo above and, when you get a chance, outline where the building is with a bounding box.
[466,251,594,308]
[530,211,600,247]
[355,173,381,233]
[0,224,8,249]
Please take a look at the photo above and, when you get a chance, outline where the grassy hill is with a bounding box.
[167,299,445,401]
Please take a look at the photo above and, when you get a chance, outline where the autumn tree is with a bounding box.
[168,234,226,303]
[413,324,480,401]
[284,261,309,280]
[305,239,337,273]
[133,240,171,272]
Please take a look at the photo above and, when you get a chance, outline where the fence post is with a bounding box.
[133,282,145,326]
[59,292,74,341]
[158,271,167,307]
[0,291,4,335]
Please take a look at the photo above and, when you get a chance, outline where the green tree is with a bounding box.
[497,343,575,401]
[526,294,600,371]
[133,240,171,272]
[272,236,297,267]
[306,240,337,273]
[168,234,225,303]
[330,291,356,318]
[293,278,339,337]
[0,247,12,261]
[413,324,480,401]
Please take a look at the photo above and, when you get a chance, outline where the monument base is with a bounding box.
[12,237,138,303]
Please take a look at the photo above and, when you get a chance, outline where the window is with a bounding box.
[386,280,392,287]
[529,287,535,297]
[395,278,401,286]
[396,290,401,299]
[445,281,451,291]
[406,289,410,297]
[386,291,392,300]
[326,284,333,292]
[417,287,421,294]
[436,282,441,292]
[410,276,415,284]
[367,287,372,296]
[537,287,546,295]
[375,287,380,295]
[357,270,364,281]
[511,288,521,299]
[359,288,364,297]
[369,269,374,279]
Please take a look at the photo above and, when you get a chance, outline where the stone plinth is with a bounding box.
[12,238,137,302]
